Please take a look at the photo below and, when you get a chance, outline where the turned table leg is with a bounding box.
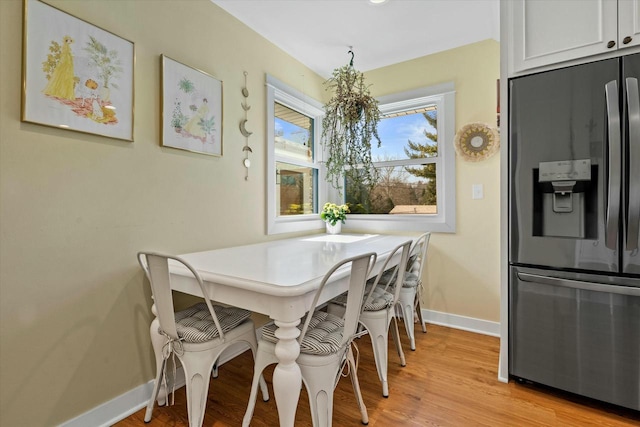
[272,319,302,427]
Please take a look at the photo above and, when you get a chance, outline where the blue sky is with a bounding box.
[275,111,436,158]
[275,119,310,146]
[374,113,435,160]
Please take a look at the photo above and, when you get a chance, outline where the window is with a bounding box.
[267,75,326,234]
[340,82,456,233]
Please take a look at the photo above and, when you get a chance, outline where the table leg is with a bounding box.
[272,319,302,427]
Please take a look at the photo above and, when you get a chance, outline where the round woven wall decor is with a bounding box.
[454,122,500,162]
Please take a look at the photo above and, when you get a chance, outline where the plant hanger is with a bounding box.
[321,48,382,195]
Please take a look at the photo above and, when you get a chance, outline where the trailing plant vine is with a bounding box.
[321,60,382,193]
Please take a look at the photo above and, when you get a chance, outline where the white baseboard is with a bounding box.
[60,377,160,427]
[60,314,498,427]
[422,309,500,337]
[59,342,249,427]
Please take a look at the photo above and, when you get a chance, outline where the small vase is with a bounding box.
[326,222,342,235]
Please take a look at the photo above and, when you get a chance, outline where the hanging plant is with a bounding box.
[322,54,381,193]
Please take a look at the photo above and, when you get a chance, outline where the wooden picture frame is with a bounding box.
[21,0,135,141]
[161,55,223,156]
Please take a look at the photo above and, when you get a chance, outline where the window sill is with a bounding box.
[269,213,455,235]
[269,214,325,235]
[345,214,456,233]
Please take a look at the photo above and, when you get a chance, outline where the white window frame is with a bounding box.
[266,75,327,235]
[338,82,456,233]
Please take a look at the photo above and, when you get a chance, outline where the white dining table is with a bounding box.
[169,233,413,427]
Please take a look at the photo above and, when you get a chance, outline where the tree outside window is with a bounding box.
[339,82,456,233]
[347,108,439,214]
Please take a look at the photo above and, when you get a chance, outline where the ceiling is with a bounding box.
[212,0,500,78]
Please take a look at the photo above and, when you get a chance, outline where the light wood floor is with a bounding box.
[115,324,640,426]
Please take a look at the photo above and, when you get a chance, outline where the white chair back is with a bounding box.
[299,251,377,348]
[138,252,269,427]
[407,232,431,281]
[137,252,226,341]
[243,251,378,426]
[363,240,412,308]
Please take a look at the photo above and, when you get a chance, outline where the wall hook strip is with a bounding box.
[240,70,252,180]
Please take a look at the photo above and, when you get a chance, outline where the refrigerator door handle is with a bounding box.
[517,272,640,296]
[625,77,640,251]
[605,80,622,250]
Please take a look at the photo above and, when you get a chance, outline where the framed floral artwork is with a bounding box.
[21,0,135,141]
[161,55,223,156]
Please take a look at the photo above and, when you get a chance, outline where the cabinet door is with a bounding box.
[511,0,618,73]
[619,0,640,50]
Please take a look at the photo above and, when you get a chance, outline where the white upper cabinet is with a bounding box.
[508,0,640,75]
[619,0,640,49]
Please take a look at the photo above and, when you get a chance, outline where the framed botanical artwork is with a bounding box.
[22,0,134,141]
[161,55,223,156]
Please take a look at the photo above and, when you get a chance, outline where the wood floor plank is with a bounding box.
[114,324,640,426]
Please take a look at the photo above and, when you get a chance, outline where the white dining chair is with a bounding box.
[138,252,268,427]
[359,240,411,397]
[396,232,431,350]
[331,240,412,398]
[242,251,377,427]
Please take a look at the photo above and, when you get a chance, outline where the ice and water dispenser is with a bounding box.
[533,159,597,238]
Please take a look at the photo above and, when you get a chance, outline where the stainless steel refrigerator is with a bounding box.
[509,53,640,411]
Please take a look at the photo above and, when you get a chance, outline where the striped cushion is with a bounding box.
[403,272,420,288]
[332,267,397,312]
[165,302,251,343]
[261,311,346,356]
[367,268,397,287]
[363,283,394,310]
[332,282,394,311]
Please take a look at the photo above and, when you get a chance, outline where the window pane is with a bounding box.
[373,108,438,161]
[346,164,437,214]
[275,102,313,162]
[276,161,317,216]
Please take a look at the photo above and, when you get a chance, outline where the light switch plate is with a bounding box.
[472,184,484,199]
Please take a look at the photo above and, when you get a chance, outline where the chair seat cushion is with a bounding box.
[261,311,346,356]
[403,272,420,288]
[363,284,394,310]
[170,302,251,343]
[332,283,394,312]
[366,268,396,287]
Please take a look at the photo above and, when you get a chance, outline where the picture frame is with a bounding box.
[161,55,223,157]
[21,0,135,141]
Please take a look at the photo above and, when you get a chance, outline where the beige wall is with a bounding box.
[366,40,501,322]
[0,0,500,424]
[0,1,324,425]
